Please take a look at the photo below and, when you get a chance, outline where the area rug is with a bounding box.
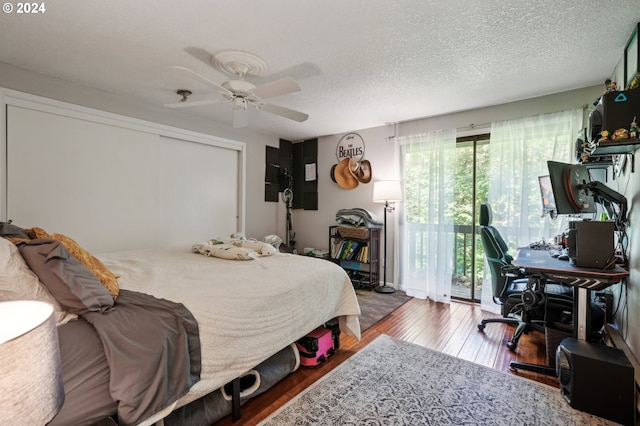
[258,335,616,425]
[356,288,412,332]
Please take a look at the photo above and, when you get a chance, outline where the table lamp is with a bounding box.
[373,180,403,294]
[0,300,64,424]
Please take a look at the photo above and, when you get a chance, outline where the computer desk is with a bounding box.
[506,247,629,376]
[513,247,628,340]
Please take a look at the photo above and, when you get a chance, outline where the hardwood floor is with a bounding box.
[216,298,559,425]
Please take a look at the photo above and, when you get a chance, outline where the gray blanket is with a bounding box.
[82,289,201,426]
[335,208,383,227]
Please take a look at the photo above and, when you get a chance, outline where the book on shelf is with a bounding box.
[331,239,369,263]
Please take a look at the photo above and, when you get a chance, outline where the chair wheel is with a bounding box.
[477,324,485,332]
[506,341,517,351]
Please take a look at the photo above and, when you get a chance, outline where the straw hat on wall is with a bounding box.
[334,157,359,189]
[356,160,371,183]
[331,158,373,189]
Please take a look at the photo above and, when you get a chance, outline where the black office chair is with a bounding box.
[477,203,573,351]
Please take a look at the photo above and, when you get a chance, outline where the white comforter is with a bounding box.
[98,247,361,424]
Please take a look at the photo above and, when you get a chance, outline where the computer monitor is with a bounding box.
[547,161,596,215]
[538,175,556,213]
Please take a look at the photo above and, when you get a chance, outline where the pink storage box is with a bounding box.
[296,326,335,367]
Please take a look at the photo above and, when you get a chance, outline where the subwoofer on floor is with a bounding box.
[556,337,635,425]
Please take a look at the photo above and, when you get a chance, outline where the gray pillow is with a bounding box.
[18,238,114,315]
[0,220,30,242]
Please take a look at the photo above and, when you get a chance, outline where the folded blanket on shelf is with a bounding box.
[335,208,383,228]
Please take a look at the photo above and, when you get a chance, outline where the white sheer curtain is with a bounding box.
[398,129,457,301]
[480,108,583,312]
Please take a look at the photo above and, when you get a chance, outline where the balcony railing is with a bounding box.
[405,223,479,273]
[404,222,482,300]
[405,221,546,300]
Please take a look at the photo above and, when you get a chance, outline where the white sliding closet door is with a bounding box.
[6,105,239,253]
[158,135,238,246]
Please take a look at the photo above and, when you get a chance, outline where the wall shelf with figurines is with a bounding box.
[582,117,639,172]
[580,85,640,172]
[580,137,639,173]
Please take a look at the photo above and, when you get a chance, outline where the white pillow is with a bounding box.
[214,238,278,256]
[242,240,278,256]
[0,237,77,325]
[193,242,257,260]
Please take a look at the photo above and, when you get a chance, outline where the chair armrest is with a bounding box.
[501,264,521,277]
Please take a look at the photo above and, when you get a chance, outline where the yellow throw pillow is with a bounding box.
[27,226,50,239]
[50,233,120,300]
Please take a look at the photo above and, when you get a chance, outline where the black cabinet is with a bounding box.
[329,226,380,289]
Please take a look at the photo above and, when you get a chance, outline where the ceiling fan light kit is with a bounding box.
[165,49,308,128]
[233,97,247,110]
[213,50,269,77]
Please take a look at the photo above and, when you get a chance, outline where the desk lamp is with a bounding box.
[0,300,64,424]
[373,180,403,294]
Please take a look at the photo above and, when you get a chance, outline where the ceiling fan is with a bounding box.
[165,50,309,128]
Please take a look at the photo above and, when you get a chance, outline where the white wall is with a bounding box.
[293,125,400,282]
[613,158,640,359]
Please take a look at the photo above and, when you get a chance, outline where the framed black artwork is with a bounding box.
[624,23,639,89]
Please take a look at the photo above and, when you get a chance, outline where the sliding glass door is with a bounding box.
[451,135,490,302]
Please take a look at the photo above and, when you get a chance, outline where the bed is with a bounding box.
[1,94,360,425]
[1,232,361,426]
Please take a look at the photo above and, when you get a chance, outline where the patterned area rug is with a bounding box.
[258,335,616,426]
[356,288,412,332]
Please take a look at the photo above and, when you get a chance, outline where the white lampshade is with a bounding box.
[373,180,403,203]
[0,300,64,425]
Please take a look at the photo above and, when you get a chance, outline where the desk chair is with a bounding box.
[477,203,573,351]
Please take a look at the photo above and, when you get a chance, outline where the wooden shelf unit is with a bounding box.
[329,226,380,290]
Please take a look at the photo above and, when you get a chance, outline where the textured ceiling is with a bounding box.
[0,1,638,140]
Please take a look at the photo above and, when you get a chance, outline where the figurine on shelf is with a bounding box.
[604,79,618,93]
[600,130,610,141]
[612,128,629,140]
[630,117,638,139]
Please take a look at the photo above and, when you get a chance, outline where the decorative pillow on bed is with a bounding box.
[27,226,50,239]
[193,241,257,260]
[0,237,77,325]
[18,238,114,315]
[50,233,119,299]
[212,238,278,256]
[27,227,120,300]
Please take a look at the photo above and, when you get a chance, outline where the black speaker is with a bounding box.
[588,87,640,142]
[556,338,635,425]
[567,220,614,268]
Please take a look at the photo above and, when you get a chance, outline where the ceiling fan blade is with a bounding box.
[233,108,249,128]
[260,103,309,122]
[184,47,216,68]
[251,77,301,100]
[171,66,232,95]
[163,99,218,108]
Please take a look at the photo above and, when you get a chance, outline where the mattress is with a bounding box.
[97,247,361,425]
